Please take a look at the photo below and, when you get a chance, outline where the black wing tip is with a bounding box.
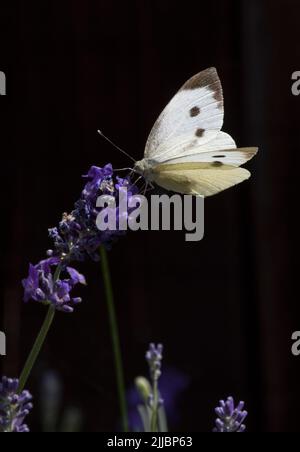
[182,67,221,91]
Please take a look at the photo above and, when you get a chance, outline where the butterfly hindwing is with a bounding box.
[161,130,257,167]
[163,147,258,167]
[152,163,251,197]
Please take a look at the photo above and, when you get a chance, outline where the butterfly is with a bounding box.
[133,67,258,197]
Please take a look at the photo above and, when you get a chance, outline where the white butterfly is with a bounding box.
[133,67,258,197]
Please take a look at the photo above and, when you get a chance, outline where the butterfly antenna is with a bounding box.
[97,130,136,163]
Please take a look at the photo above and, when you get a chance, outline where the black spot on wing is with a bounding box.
[195,128,205,137]
[213,155,226,158]
[190,106,200,117]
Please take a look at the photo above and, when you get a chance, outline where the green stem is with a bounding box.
[18,305,56,393]
[18,265,62,393]
[150,380,159,433]
[100,246,129,432]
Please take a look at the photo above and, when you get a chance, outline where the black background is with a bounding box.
[1,0,300,432]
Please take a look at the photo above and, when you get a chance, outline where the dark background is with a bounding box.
[0,0,299,432]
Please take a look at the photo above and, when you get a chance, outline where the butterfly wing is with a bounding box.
[159,131,257,167]
[148,131,257,197]
[145,67,224,163]
[152,163,251,197]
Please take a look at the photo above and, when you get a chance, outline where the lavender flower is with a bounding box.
[0,377,33,432]
[145,344,165,432]
[48,164,138,263]
[213,397,248,432]
[22,258,86,313]
[146,344,163,383]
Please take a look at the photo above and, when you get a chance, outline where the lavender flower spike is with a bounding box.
[213,396,248,432]
[48,164,139,263]
[146,344,163,383]
[0,377,33,432]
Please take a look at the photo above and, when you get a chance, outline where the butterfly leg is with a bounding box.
[132,175,143,188]
[143,182,149,195]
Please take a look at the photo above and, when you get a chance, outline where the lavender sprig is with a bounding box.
[20,164,136,431]
[0,377,33,433]
[146,344,164,432]
[22,164,137,314]
[213,396,248,432]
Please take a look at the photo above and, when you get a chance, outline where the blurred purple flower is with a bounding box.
[48,164,138,263]
[0,377,33,433]
[128,367,190,431]
[22,258,86,313]
[213,396,248,432]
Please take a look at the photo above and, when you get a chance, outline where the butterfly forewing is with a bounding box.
[144,68,224,163]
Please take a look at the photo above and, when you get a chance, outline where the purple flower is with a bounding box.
[82,164,114,200]
[23,264,40,303]
[0,377,33,433]
[66,267,86,286]
[213,397,248,432]
[48,165,138,263]
[22,259,86,313]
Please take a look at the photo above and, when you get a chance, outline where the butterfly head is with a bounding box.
[134,159,155,181]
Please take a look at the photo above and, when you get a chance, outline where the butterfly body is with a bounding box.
[135,68,258,197]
